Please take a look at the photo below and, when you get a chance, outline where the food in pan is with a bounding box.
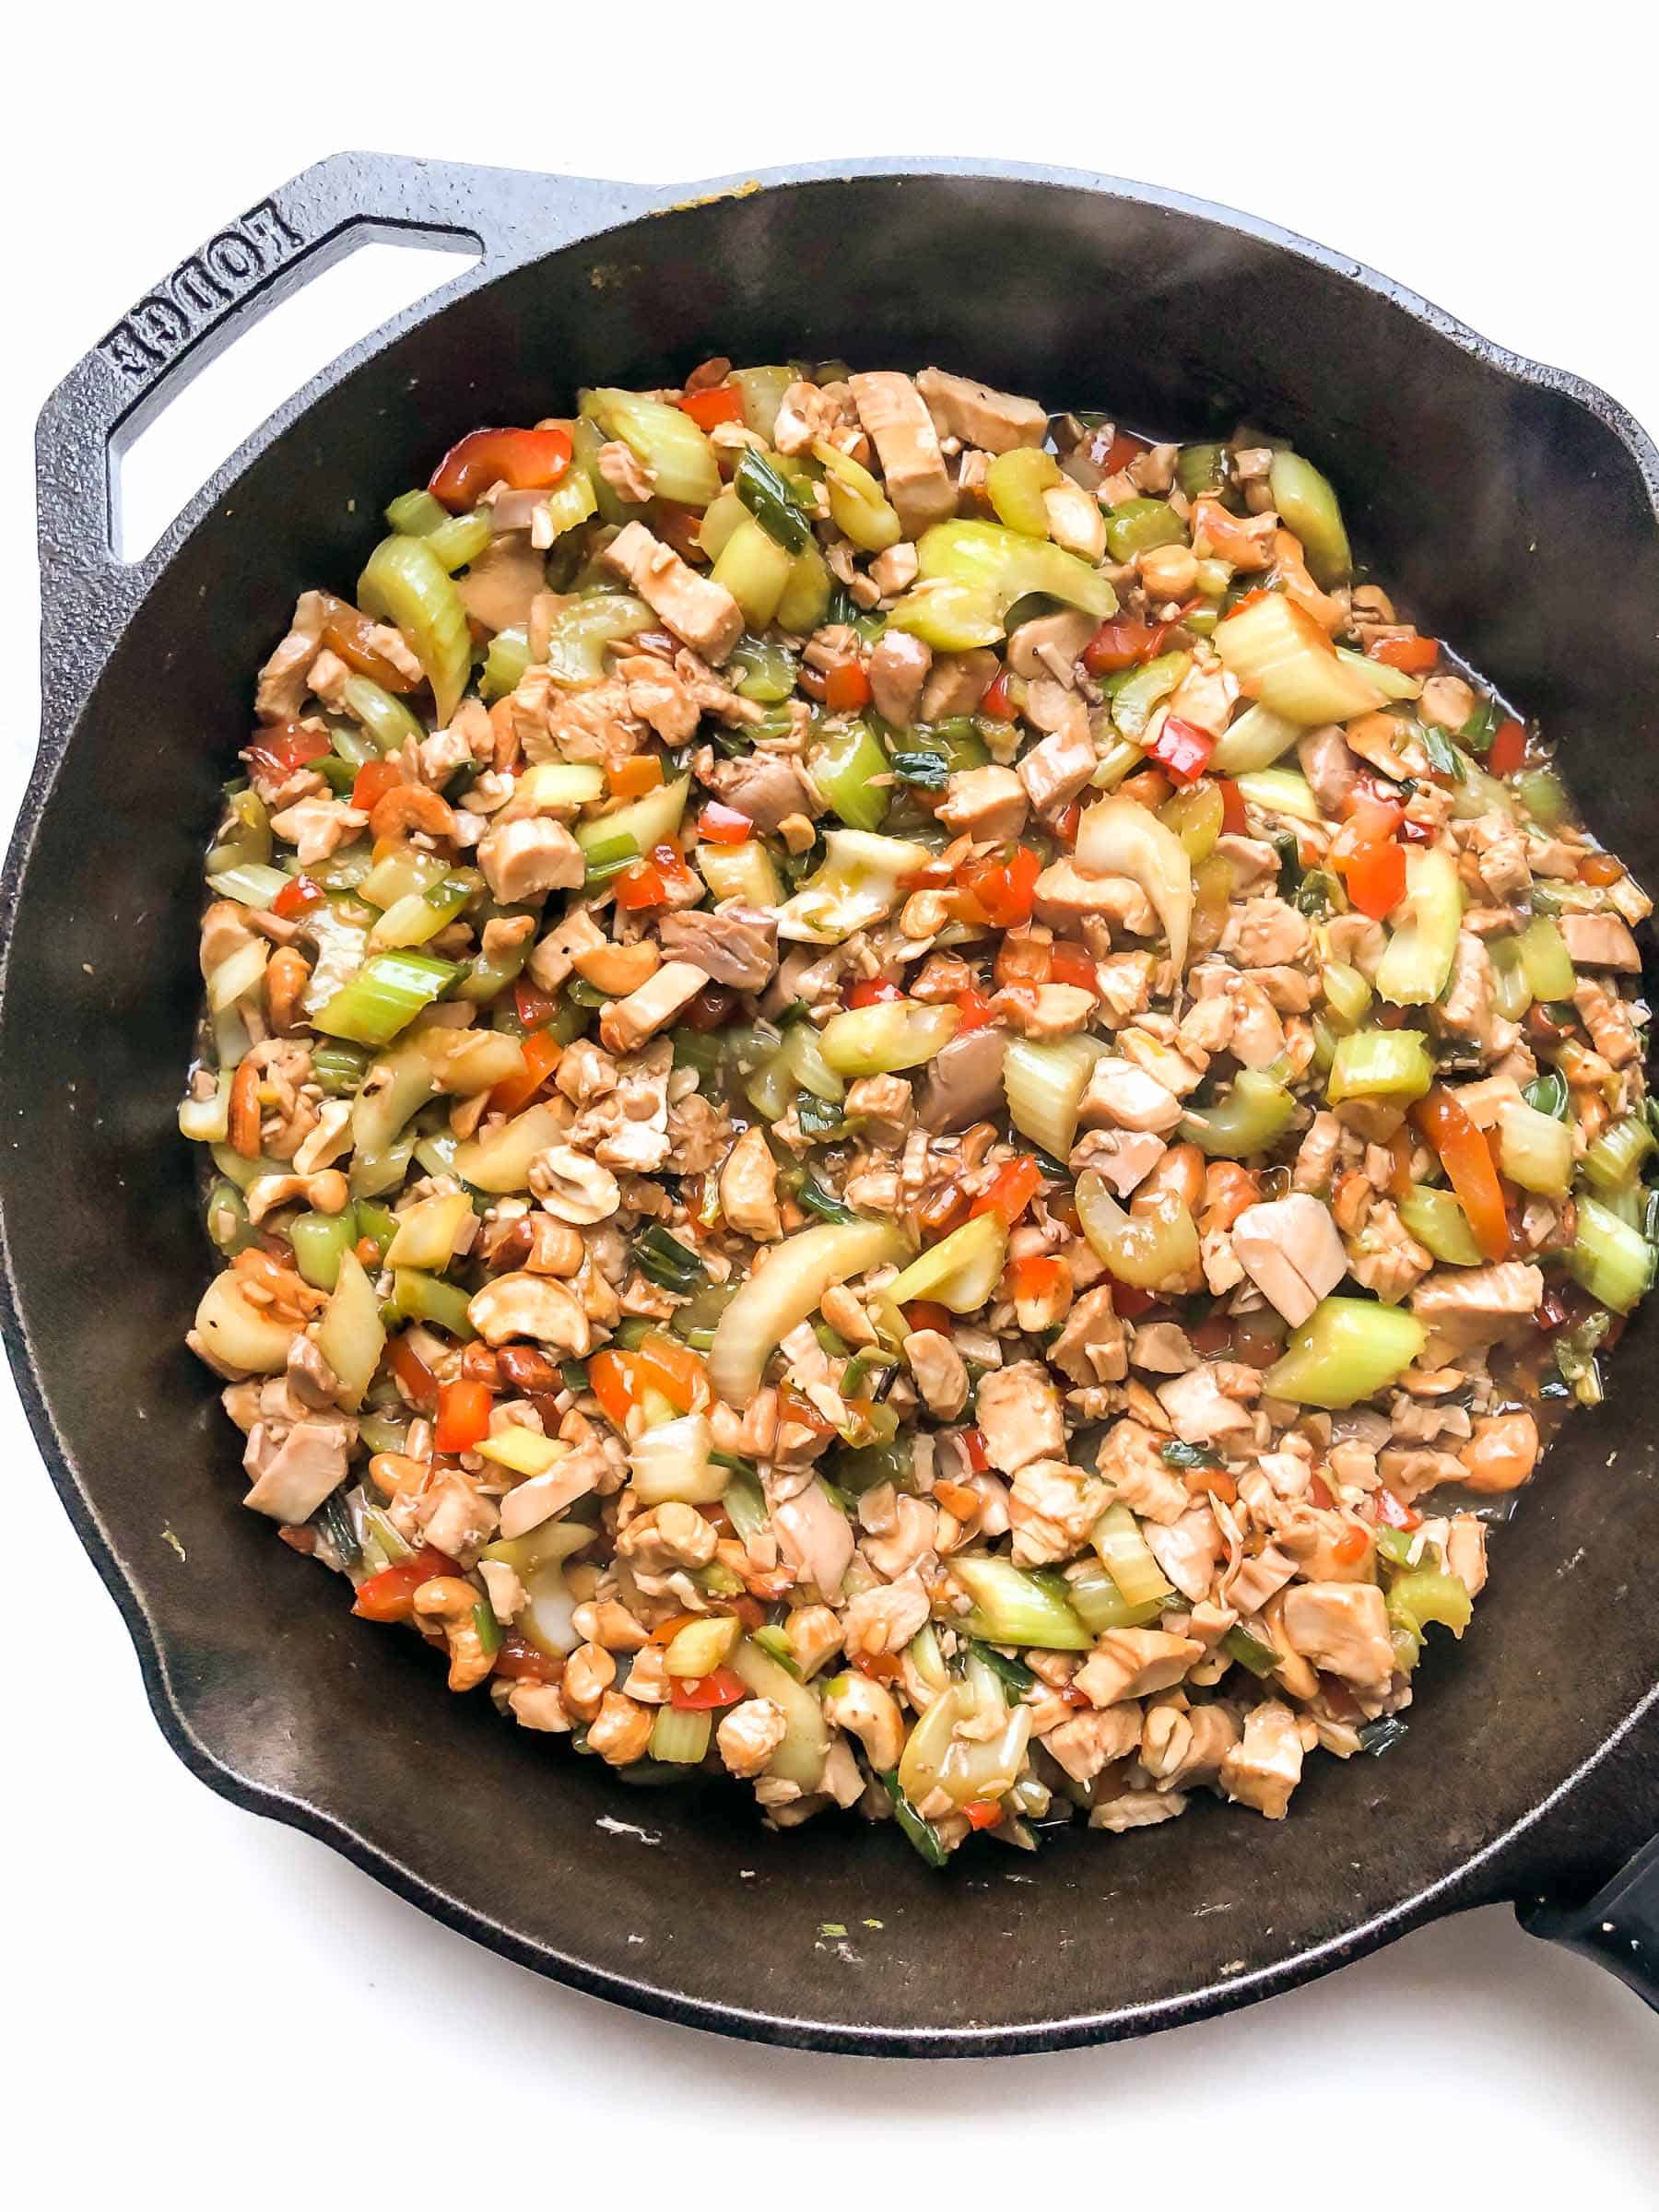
[181,359,1653,1860]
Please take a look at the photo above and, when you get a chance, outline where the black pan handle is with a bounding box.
[35,150,648,747]
[1520,1833,1659,2010]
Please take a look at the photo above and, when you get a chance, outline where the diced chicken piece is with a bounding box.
[718,1124,782,1241]
[597,960,707,1054]
[1220,897,1312,967]
[771,1477,855,1599]
[601,521,743,662]
[1128,1321,1199,1374]
[1078,1056,1183,1134]
[716,1698,788,1779]
[1436,931,1497,1047]
[866,631,933,726]
[1142,1506,1221,1603]
[1033,857,1157,935]
[904,1329,969,1420]
[1419,675,1476,730]
[1068,1126,1166,1196]
[1041,1704,1142,1783]
[1048,1285,1129,1387]
[1156,1362,1260,1447]
[841,1569,931,1658]
[1281,1582,1394,1696]
[1018,724,1097,817]
[477,817,584,904]
[1229,978,1287,1069]
[1230,1194,1347,1325]
[1225,1542,1298,1616]
[1220,1700,1305,1819]
[869,542,919,597]
[1296,724,1359,815]
[919,649,998,722]
[1075,1630,1204,1708]
[595,438,654,502]
[1465,813,1532,901]
[268,798,366,865]
[657,905,779,991]
[1324,912,1387,980]
[1446,1513,1489,1596]
[1408,1262,1544,1355]
[936,765,1029,841]
[1093,1418,1189,1524]
[1088,1788,1191,1831]
[1008,1459,1108,1566]
[994,982,1095,1039]
[915,366,1048,453]
[1573,976,1641,1067]
[847,371,956,537]
[974,1360,1065,1475]
[1293,1110,1347,1194]
[254,591,326,723]
[917,1025,1007,1132]
[527,904,607,993]
[703,751,815,833]
[241,1416,352,1524]
[1559,912,1641,971]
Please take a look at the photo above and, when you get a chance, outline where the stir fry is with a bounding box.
[182,359,1654,1858]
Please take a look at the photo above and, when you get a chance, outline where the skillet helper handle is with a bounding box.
[1520,1832,1659,2011]
[35,151,642,741]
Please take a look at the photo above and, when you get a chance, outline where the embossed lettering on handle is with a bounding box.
[99,198,306,385]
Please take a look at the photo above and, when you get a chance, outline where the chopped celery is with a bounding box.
[813,439,902,552]
[1233,768,1323,824]
[540,593,653,687]
[583,386,721,507]
[426,510,492,572]
[731,365,794,442]
[951,1557,1094,1651]
[1386,1563,1472,1642]
[1518,768,1571,830]
[648,1707,712,1765]
[480,627,530,703]
[818,1000,958,1077]
[664,1613,743,1677]
[777,535,832,634]
[1176,442,1229,500]
[1104,497,1186,561]
[205,1179,255,1256]
[206,862,289,911]
[1583,1114,1656,1193]
[774,829,935,946]
[206,785,272,875]
[1004,1033,1110,1159]
[386,488,449,535]
[1180,1068,1298,1157]
[726,634,800,703]
[1075,1176,1200,1288]
[316,1250,385,1408]
[371,873,473,951]
[1568,1194,1654,1314]
[700,837,782,907]
[885,1212,1006,1313]
[1376,846,1463,1006]
[727,1637,830,1790]
[384,1191,473,1271]
[1498,1099,1576,1196]
[1326,1027,1434,1106]
[986,447,1064,537]
[541,466,600,542]
[1398,1185,1483,1267]
[290,1206,359,1290]
[1091,1502,1175,1607]
[1516,914,1576,1003]
[782,1019,848,1102]
[357,534,471,724]
[1159,780,1226,862]
[1066,1563,1162,1635]
[711,514,794,629]
[1264,1297,1428,1407]
[1268,451,1351,585]
[1209,701,1302,773]
[707,1218,905,1403]
[1489,935,1533,1023]
[1322,960,1373,1033]
[888,519,1115,649]
[390,1269,476,1339]
[1214,593,1378,724]
[812,719,890,830]
[313,951,459,1046]
[1110,651,1189,741]
[573,778,688,864]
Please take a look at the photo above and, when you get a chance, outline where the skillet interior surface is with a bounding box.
[10,162,1659,2051]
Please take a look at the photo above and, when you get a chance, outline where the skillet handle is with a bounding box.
[1520,1833,1659,2011]
[35,150,646,743]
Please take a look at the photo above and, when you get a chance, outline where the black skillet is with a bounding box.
[13,155,1658,2051]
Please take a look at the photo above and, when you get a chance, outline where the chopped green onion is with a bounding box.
[971,1643,1038,1702]
[1419,724,1465,782]
[797,1175,859,1225]
[632,1223,708,1293]
[734,448,813,553]
[1160,1440,1222,1470]
[1524,1070,1570,1121]
[891,750,950,790]
[1359,1715,1410,1757]
[878,1771,950,1867]
[1223,1623,1279,1678]
[1457,699,1502,756]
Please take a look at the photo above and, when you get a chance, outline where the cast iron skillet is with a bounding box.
[14,154,1659,2052]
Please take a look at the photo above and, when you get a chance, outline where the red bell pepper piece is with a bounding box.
[513,976,559,1030]
[271,873,324,920]
[955,843,1040,928]
[1082,617,1159,675]
[845,977,905,1007]
[385,1333,439,1414]
[352,1545,461,1622]
[1414,1086,1511,1261]
[1145,716,1216,787]
[1218,777,1248,835]
[699,801,754,844]
[962,1797,1005,1831]
[670,1666,747,1712]
[902,1300,955,1335]
[1488,718,1525,776]
[434,1378,494,1454]
[351,757,405,813]
[971,1154,1042,1228]
[960,1426,991,1473]
[1366,633,1441,674]
[248,721,334,779]
[677,385,745,430]
[979,666,1018,720]
[613,857,668,912]
[823,660,872,713]
[488,1029,562,1118]
[953,987,998,1035]
[428,426,571,511]
[1047,943,1099,994]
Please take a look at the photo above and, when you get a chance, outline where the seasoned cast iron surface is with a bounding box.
[11,159,1658,2050]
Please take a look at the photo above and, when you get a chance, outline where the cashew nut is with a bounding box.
[561,1641,617,1720]
[369,783,458,843]
[244,1169,350,1223]
[586,1689,653,1765]
[528,1144,620,1225]
[466,1270,591,1353]
[411,1575,495,1691]
[822,1671,904,1771]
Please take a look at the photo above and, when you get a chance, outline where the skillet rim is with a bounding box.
[12,153,1659,2054]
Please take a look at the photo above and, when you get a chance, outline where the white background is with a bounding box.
[7,8,1657,2199]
